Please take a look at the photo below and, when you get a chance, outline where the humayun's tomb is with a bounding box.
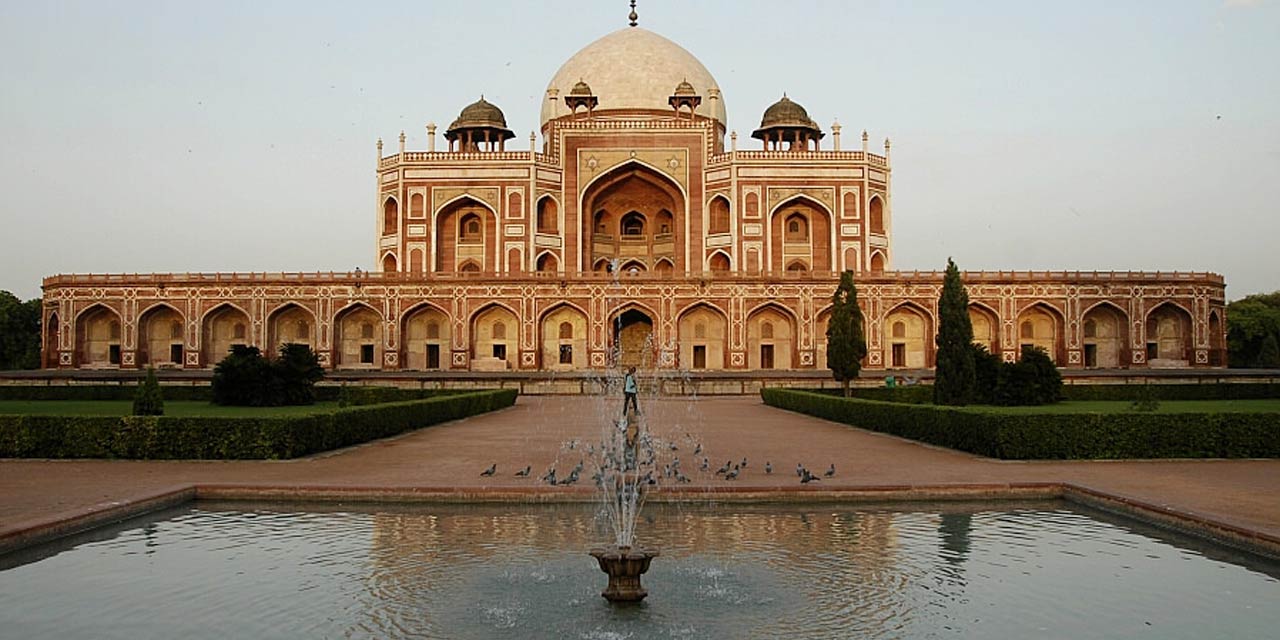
[39,16,1226,374]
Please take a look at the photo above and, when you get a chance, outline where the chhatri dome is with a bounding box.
[540,27,727,126]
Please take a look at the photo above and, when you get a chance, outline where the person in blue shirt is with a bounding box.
[623,366,640,416]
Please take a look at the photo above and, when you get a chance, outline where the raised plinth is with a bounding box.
[589,546,658,602]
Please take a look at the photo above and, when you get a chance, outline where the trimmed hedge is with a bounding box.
[0,384,503,403]
[762,388,1280,460]
[821,382,1280,405]
[0,389,517,460]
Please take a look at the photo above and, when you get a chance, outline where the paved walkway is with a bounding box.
[2,395,1278,547]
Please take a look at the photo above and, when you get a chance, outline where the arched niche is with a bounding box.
[1145,303,1192,365]
[382,253,398,273]
[267,304,315,355]
[708,251,730,272]
[612,307,655,368]
[708,196,730,235]
[770,197,831,273]
[1082,303,1128,368]
[677,304,727,370]
[541,305,588,370]
[334,304,382,369]
[884,303,931,369]
[471,305,518,370]
[403,304,450,370]
[869,251,886,273]
[746,305,795,369]
[435,197,496,273]
[582,163,684,275]
[1016,303,1064,363]
[382,197,399,235]
[536,252,559,273]
[138,304,186,368]
[44,311,60,369]
[536,196,558,233]
[201,304,251,366]
[968,304,999,355]
[869,195,885,234]
[76,305,122,368]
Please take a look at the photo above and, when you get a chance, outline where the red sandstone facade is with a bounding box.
[40,26,1227,373]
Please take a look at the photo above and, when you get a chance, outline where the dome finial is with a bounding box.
[628,1,638,27]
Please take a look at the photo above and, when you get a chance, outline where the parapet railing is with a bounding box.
[378,151,557,169]
[707,150,888,167]
[43,270,1226,287]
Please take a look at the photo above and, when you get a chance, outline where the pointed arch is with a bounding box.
[334,301,383,369]
[769,194,833,273]
[381,252,398,273]
[746,302,798,370]
[1144,301,1193,365]
[201,302,252,367]
[677,302,728,370]
[868,194,885,234]
[1081,301,1128,368]
[869,250,887,273]
[435,195,498,273]
[536,194,560,234]
[382,195,399,235]
[884,301,934,369]
[266,303,316,356]
[653,257,675,275]
[707,194,731,235]
[707,250,731,272]
[470,301,519,369]
[1208,308,1225,366]
[535,250,559,273]
[137,302,186,368]
[540,302,588,369]
[44,310,60,369]
[580,160,687,273]
[74,303,122,368]
[608,303,657,369]
[967,302,1000,355]
[1016,301,1065,364]
[619,259,647,274]
[401,301,451,370]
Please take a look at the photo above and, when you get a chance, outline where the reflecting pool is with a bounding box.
[1,501,1277,639]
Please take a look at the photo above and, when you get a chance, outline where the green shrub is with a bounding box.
[211,344,325,407]
[972,344,1002,405]
[0,389,517,460]
[761,388,1280,460]
[132,367,164,416]
[1129,383,1160,412]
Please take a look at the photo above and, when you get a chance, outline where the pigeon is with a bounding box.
[480,463,496,477]
[725,465,740,480]
[741,457,748,469]
[694,443,702,455]
[715,461,731,476]
[544,469,557,485]
[669,442,679,451]
[540,466,555,481]
[796,463,805,478]
[801,469,821,484]
[671,457,680,469]
[676,472,691,483]
[514,465,531,477]
[700,458,710,471]
[765,461,773,475]
[561,469,580,485]
[825,464,836,477]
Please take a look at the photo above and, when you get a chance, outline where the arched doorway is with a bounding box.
[334,304,382,369]
[884,304,931,369]
[75,305,121,368]
[582,163,684,274]
[201,304,251,366]
[1146,303,1192,366]
[1208,310,1225,366]
[677,304,727,370]
[267,304,315,355]
[968,305,999,356]
[771,197,832,273]
[44,311,59,368]
[138,305,185,368]
[1082,303,1128,368]
[541,305,588,370]
[747,305,795,369]
[435,197,496,273]
[1016,304,1063,363]
[471,305,518,370]
[403,304,450,370]
[612,308,654,368]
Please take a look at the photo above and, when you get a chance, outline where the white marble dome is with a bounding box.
[540,27,726,126]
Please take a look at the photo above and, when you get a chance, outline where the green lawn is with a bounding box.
[966,400,1280,415]
[0,400,341,417]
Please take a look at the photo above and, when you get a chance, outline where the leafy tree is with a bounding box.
[1226,292,1280,368]
[132,367,165,415]
[970,344,1002,405]
[212,345,275,406]
[826,270,868,397]
[0,291,41,370]
[934,258,976,405]
[275,343,324,405]
[994,346,1062,406]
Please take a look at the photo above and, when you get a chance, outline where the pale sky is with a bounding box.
[1,1,1277,301]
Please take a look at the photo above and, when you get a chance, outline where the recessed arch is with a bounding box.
[401,301,451,370]
[869,250,887,273]
[707,194,731,235]
[1016,301,1065,363]
[334,302,383,369]
[536,194,560,234]
[967,302,1000,355]
[382,196,399,235]
[1145,301,1193,365]
[381,252,398,273]
[470,302,519,369]
[266,303,315,356]
[580,160,686,274]
[1208,308,1225,366]
[540,302,588,369]
[677,302,728,370]
[44,311,60,369]
[201,302,252,366]
[609,305,656,369]
[884,301,934,369]
[74,303,122,368]
[769,194,833,273]
[619,259,647,274]
[434,196,498,273]
[869,194,885,234]
[137,303,186,368]
[746,302,797,370]
[535,250,559,273]
[1081,301,1128,368]
[707,250,731,272]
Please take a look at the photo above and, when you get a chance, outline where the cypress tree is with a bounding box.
[934,258,977,405]
[827,270,867,397]
[132,366,165,416]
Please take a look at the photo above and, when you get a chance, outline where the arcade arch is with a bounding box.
[677,304,727,370]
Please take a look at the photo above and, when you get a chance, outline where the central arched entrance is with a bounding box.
[612,308,654,368]
[582,163,685,274]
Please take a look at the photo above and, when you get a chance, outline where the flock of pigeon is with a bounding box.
[477,434,837,486]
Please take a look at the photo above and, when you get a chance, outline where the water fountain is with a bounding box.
[588,405,659,602]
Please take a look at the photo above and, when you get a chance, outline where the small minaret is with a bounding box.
[884,137,892,163]
[376,137,383,160]
[831,120,842,151]
[398,130,406,154]
[862,130,869,153]
[730,131,738,152]
[529,131,537,153]
[426,122,437,152]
